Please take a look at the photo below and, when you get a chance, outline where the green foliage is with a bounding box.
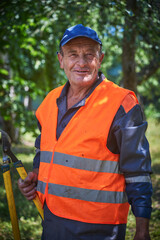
[138,69,160,120]
[0,0,160,138]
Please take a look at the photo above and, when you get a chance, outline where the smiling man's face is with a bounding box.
[58,37,104,89]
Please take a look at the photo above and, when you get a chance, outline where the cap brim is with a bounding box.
[60,35,102,47]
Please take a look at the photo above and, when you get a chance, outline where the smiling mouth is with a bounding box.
[74,70,89,74]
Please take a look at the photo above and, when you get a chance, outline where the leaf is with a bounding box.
[0,69,9,76]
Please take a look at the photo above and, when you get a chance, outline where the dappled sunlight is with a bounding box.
[93,96,108,107]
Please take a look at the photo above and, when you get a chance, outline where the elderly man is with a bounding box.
[18,24,152,240]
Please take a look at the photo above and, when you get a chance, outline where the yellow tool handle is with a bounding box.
[2,165,21,240]
[14,161,44,220]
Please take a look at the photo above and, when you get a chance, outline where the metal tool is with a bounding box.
[0,130,44,221]
[0,131,21,240]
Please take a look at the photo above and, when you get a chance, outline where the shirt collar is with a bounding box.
[57,72,105,108]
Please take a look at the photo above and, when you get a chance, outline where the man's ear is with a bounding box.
[98,53,104,69]
[57,52,64,69]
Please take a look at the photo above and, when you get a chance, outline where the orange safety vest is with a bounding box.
[36,78,138,224]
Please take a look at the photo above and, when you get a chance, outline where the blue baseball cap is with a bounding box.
[60,24,102,47]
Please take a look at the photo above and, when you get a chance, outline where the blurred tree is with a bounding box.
[97,0,160,92]
[0,0,160,141]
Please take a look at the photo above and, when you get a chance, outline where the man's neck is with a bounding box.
[66,74,102,109]
[67,84,91,109]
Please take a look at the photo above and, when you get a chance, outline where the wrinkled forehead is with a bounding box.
[62,37,100,51]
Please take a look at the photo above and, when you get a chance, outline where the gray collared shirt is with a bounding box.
[56,72,104,140]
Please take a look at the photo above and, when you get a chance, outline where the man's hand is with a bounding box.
[18,169,38,201]
[134,217,151,240]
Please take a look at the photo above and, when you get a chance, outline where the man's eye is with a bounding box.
[86,54,94,59]
[70,54,77,57]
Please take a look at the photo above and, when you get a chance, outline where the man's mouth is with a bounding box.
[74,69,89,74]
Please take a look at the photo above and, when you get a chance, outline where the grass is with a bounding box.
[0,118,160,239]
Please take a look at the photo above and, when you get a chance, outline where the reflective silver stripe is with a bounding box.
[40,151,53,163]
[53,152,119,173]
[37,180,46,194]
[125,175,151,183]
[40,151,119,173]
[48,183,128,203]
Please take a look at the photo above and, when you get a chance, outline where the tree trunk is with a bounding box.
[3,119,19,143]
[122,0,138,94]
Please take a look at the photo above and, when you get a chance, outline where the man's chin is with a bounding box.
[74,75,96,83]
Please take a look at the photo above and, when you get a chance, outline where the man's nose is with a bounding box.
[78,56,87,67]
